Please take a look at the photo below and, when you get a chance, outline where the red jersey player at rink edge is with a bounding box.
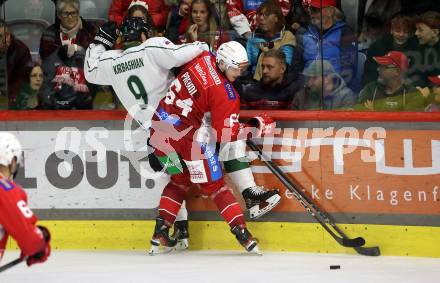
[0,133,51,267]
[148,41,275,254]
[85,17,281,253]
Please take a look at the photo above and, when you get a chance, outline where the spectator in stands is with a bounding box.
[363,14,418,85]
[211,0,231,30]
[246,0,296,81]
[181,0,229,51]
[355,51,425,111]
[39,0,96,109]
[286,0,310,33]
[426,75,440,111]
[39,42,94,109]
[357,0,402,50]
[112,1,157,49]
[13,62,43,110]
[300,0,358,91]
[108,0,169,30]
[285,0,311,78]
[165,0,193,43]
[418,75,440,112]
[127,0,152,22]
[0,20,32,109]
[226,0,290,39]
[410,11,440,88]
[39,0,98,60]
[239,49,303,109]
[292,59,355,110]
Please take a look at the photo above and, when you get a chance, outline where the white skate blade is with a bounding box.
[175,239,189,251]
[248,245,263,256]
[249,194,282,219]
[148,244,174,255]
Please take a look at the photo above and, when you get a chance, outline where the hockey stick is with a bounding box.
[0,257,25,273]
[298,166,381,256]
[247,139,380,256]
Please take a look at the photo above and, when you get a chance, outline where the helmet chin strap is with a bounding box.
[217,60,227,76]
[11,167,19,180]
[219,59,244,73]
[8,159,19,180]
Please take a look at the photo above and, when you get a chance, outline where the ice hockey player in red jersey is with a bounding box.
[0,133,51,267]
[148,41,275,254]
[86,18,281,252]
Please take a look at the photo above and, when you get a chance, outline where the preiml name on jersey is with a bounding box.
[113,58,144,75]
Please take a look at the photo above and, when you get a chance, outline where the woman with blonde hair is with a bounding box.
[181,0,229,52]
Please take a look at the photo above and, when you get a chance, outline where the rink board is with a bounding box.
[1,110,440,257]
[7,220,440,257]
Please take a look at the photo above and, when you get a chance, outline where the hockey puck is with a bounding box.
[329,265,340,270]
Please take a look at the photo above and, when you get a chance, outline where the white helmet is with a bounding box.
[216,41,249,70]
[0,132,23,167]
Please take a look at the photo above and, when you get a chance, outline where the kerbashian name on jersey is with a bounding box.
[113,58,144,75]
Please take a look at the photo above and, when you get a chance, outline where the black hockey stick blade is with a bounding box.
[247,140,368,249]
[331,224,380,256]
[330,220,380,255]
[355,246,381,256]
[342,237,365,247]
[0,257,25,273]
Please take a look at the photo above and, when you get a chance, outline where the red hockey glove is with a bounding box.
[247,113,276,138]
[26,225,51,266]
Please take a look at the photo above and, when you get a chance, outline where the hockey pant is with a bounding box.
[196,121,258,193]
[219,140,257,193]
[154,138,246,228]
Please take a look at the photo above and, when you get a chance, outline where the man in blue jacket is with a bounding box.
[300,0,358,91]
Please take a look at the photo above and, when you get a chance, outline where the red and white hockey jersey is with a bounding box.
[0,177,46,261]
[151,51,241,146]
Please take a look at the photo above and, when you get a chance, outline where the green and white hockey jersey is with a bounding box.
[84,37,208,129]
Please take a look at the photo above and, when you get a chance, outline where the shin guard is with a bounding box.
[158,181,187,224]
[211,186,245,228]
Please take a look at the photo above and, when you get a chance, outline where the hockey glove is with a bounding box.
[93,21,118,50]
[195,41,210,52]
[26,225,51,266]
[247,113,276,138]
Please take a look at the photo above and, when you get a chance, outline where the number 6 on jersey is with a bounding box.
[165,79,193,117]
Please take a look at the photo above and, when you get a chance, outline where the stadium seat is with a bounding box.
[7,19,50,61]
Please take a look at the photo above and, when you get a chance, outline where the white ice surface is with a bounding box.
[1,250,440,283]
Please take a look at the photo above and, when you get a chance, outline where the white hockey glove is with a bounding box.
[194,41,210,52]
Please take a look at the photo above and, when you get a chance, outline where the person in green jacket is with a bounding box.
[418,75,440,112]
[355,51,425,112]
[13,63,43,110]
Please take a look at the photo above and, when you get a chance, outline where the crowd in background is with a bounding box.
[0,0,439,112]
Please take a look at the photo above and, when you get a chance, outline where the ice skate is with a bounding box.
[230,225,262,255]
[148,217,178,255]
[173,220,189,251]
[242,186,281,219]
